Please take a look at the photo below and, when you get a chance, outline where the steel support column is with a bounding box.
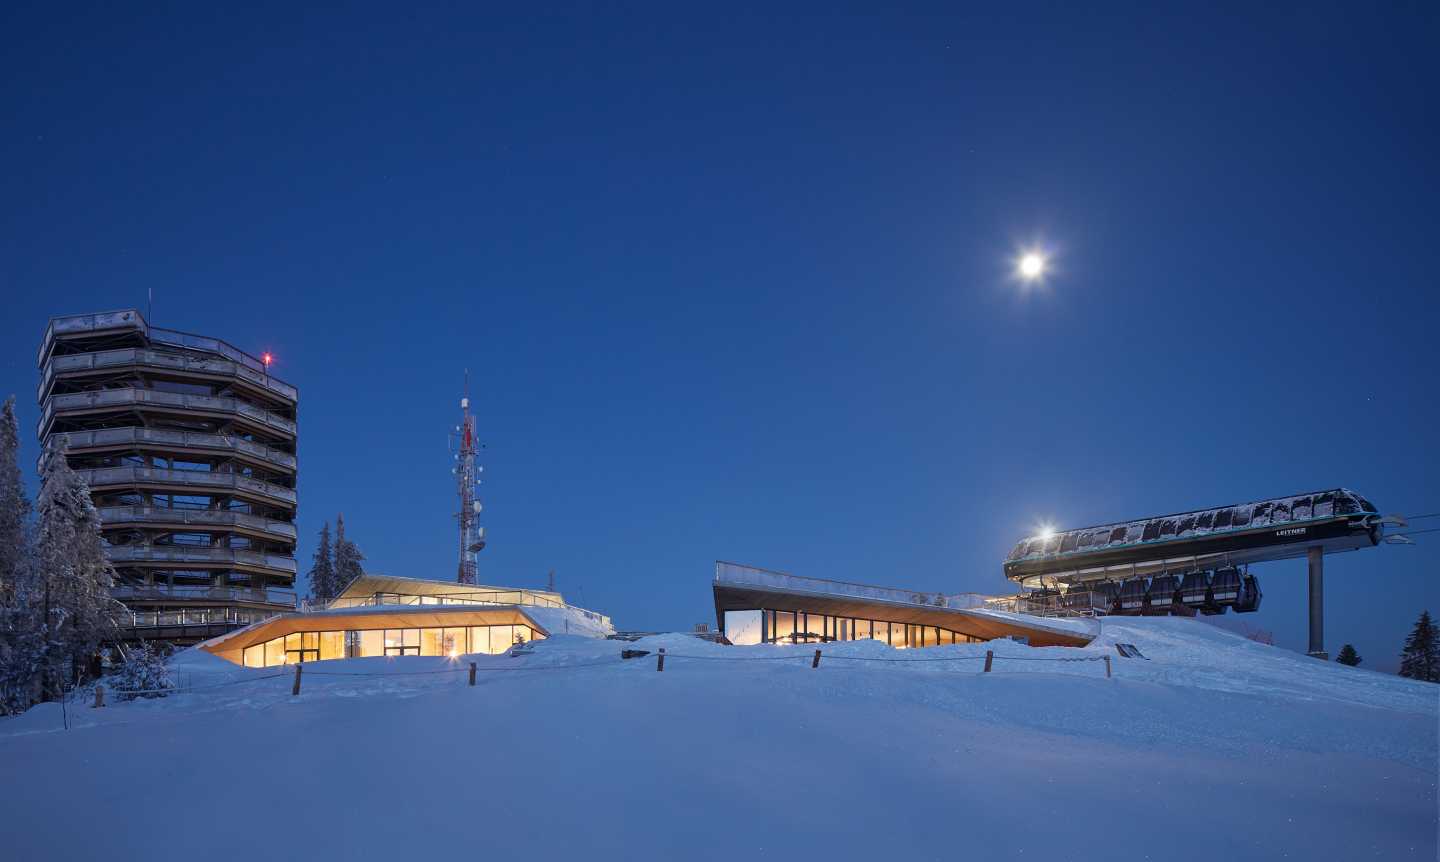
[1307,546,1327,660]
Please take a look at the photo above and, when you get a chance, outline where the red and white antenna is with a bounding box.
[454,371,485,584]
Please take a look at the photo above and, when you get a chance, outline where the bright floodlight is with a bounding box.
[1037,523,1056,540]
[1018,252,1047,281]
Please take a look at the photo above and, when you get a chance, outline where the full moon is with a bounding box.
[1018,252,1047,280]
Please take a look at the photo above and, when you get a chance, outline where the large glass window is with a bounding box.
[385,629,419,656]
[724,610,763,645]
[798,614,825,642]
[319,631,345,661]
[357,629,383,657]
[243,644,263,668]
[264,636,284,666]
[442,628,467,657]
[770,611,795,644]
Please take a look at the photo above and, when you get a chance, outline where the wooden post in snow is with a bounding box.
[1103,655,1112,679]
[469,662,477,686]
[656,647,665,672]
[812,649,822,668]
[93,685,104,709]
[984,650,994,673]
[292,664,302,696]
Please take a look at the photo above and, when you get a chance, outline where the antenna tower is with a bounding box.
[455,372,485,584]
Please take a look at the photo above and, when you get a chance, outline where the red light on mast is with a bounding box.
[262,352,273,367]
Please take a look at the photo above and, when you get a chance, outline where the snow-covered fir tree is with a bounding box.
[109,641,173,701]
[0,395,43,715]
[1335,644,1361,667]
[1398,610,1438,682]
[0,396,29,599]
[332,513,365,593]
[307,521,336,604]
[33,439,122,700]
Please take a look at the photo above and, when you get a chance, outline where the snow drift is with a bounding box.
[0,617,1434,861]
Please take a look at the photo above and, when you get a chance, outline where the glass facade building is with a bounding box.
[241,622,544,667]
[723,609,984,648]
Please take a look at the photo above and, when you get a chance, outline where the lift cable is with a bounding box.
[1387,527,1440,538]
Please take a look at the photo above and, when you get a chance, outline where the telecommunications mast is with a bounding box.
[454,373,485,584]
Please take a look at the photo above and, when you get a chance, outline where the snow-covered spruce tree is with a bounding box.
[306,521,336,605]
[33,440,122,700]
[110,641,173,701]
[1398,610,1439,682]
[1335,644,1361,667]
[333,513,365,592]
[0,395,44,715]
[0,396,29,599]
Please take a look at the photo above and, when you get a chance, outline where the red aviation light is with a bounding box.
[261,352,273,367]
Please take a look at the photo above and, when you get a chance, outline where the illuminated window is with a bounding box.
[724,611,762,645]
[770,611,795,644]
[442,627,468,656]
[264,636,284,666]
[243,644,263,667]
[357,629,383,658]
[319,631,345,661]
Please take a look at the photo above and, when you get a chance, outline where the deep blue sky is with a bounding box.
[3,3,1437,669]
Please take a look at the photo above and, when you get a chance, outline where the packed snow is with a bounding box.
[0,617,1434,860]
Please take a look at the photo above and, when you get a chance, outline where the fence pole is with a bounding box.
[984,650,994,673]
[656,647,665,672]
[812,649,822,669]
[469,662,477,686]
[292,664,302,696]
[1103,656,1112,679]
[93,685,104,709]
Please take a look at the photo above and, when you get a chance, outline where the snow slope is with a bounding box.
[0,618,1434,861]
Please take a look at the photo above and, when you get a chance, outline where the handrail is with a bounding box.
[97,505,297,539]
[41,347,297,403]
[40,388,296,438]
[105,545,298,574]
[327,590,567,610]
[714,561,991,611]
[119,606,277,630]
[111,584,297,606]
[55,427,296,470]
[322,590,613,629]
[1006,488,1367,565]
[38,309,292,387]
[74,466,297,505]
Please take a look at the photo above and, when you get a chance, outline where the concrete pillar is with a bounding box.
[1307,546,1327,660]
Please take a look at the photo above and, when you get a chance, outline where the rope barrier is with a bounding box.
[298,659,623,678]
[101,649,1115,699]
[110,671,290,697]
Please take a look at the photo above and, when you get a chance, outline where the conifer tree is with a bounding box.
[306,521,336,604]
[1335,644,1361,667]
[33,440,121,699]
[332,513,365,592]
[0,395,43,714]
[1399,611,1439,683]
[111,642,173,701]
[0,396,29,599]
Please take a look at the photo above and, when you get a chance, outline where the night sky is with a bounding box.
[2,3,1436,669]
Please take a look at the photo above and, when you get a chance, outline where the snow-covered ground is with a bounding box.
[1,617,1434,860]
